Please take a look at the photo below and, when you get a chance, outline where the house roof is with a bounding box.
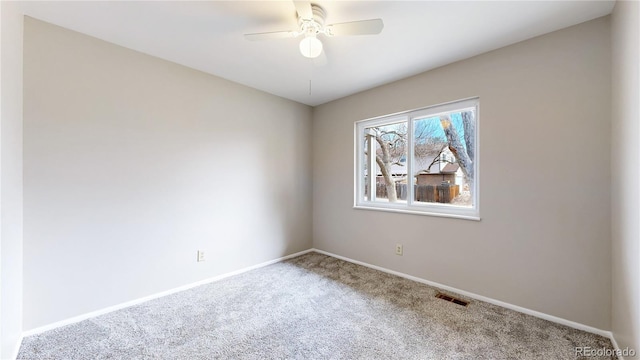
[377,143,458,176]
[441,163,460,174]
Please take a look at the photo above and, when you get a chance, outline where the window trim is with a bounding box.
[354,97,480,221]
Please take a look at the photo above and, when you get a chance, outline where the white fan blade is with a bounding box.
[326,19,384,36]
[244,31,296,41]
[293,1,313,20]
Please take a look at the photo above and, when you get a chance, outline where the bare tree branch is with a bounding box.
[375,154,397,202]
[440,115,474,187]
[462,111,475,163]
[425,156,454,173]
[370,126,406,202]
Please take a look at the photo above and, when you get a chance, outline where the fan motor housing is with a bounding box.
[298,4,326,36]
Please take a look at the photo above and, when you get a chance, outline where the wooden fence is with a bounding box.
[366,183,459,203]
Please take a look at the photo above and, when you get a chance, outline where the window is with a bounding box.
[355,97,479,220]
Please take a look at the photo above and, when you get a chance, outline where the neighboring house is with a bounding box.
[376,144,466,189]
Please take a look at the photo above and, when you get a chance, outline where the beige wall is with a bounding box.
[611,0,640,356]
[313,17,611,329]
[0,2,24,359]
[23,18,312,330]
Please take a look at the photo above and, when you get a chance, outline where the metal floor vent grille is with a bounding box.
[435,293,469,307]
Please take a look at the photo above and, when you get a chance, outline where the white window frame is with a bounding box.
[354,97,480,220]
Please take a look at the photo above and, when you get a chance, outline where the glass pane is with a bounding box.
[413,110,475,207]
[363,122,408,203]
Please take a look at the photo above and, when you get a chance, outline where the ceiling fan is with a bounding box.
[244,1,384,59]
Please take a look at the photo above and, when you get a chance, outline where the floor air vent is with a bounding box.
[435,293,469,307]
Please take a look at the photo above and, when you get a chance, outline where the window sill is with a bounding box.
[353,204,481,221]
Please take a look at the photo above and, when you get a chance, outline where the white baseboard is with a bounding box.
[10,333,24,360]
[312,248,613,339]
[22,249,314,337]
[608,334,624,360]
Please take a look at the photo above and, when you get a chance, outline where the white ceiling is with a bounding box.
[18,1,615,106]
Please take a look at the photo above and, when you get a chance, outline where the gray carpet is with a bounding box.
[18,252,614,359]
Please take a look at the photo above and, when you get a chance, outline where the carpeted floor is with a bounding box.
[18,252,614,359]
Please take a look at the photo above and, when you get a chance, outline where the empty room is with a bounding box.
[1,0,638,359]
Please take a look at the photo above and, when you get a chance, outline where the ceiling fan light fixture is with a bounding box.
[245,1,384,61]
[299,35,323,58]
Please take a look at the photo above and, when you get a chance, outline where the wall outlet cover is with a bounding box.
[197,250,206,262]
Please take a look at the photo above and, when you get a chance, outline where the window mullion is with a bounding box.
[366,129,376,202]
[407,116,414,206]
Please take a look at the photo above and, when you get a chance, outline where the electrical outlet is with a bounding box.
[197,250,206,262]
[395,244,403,256]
